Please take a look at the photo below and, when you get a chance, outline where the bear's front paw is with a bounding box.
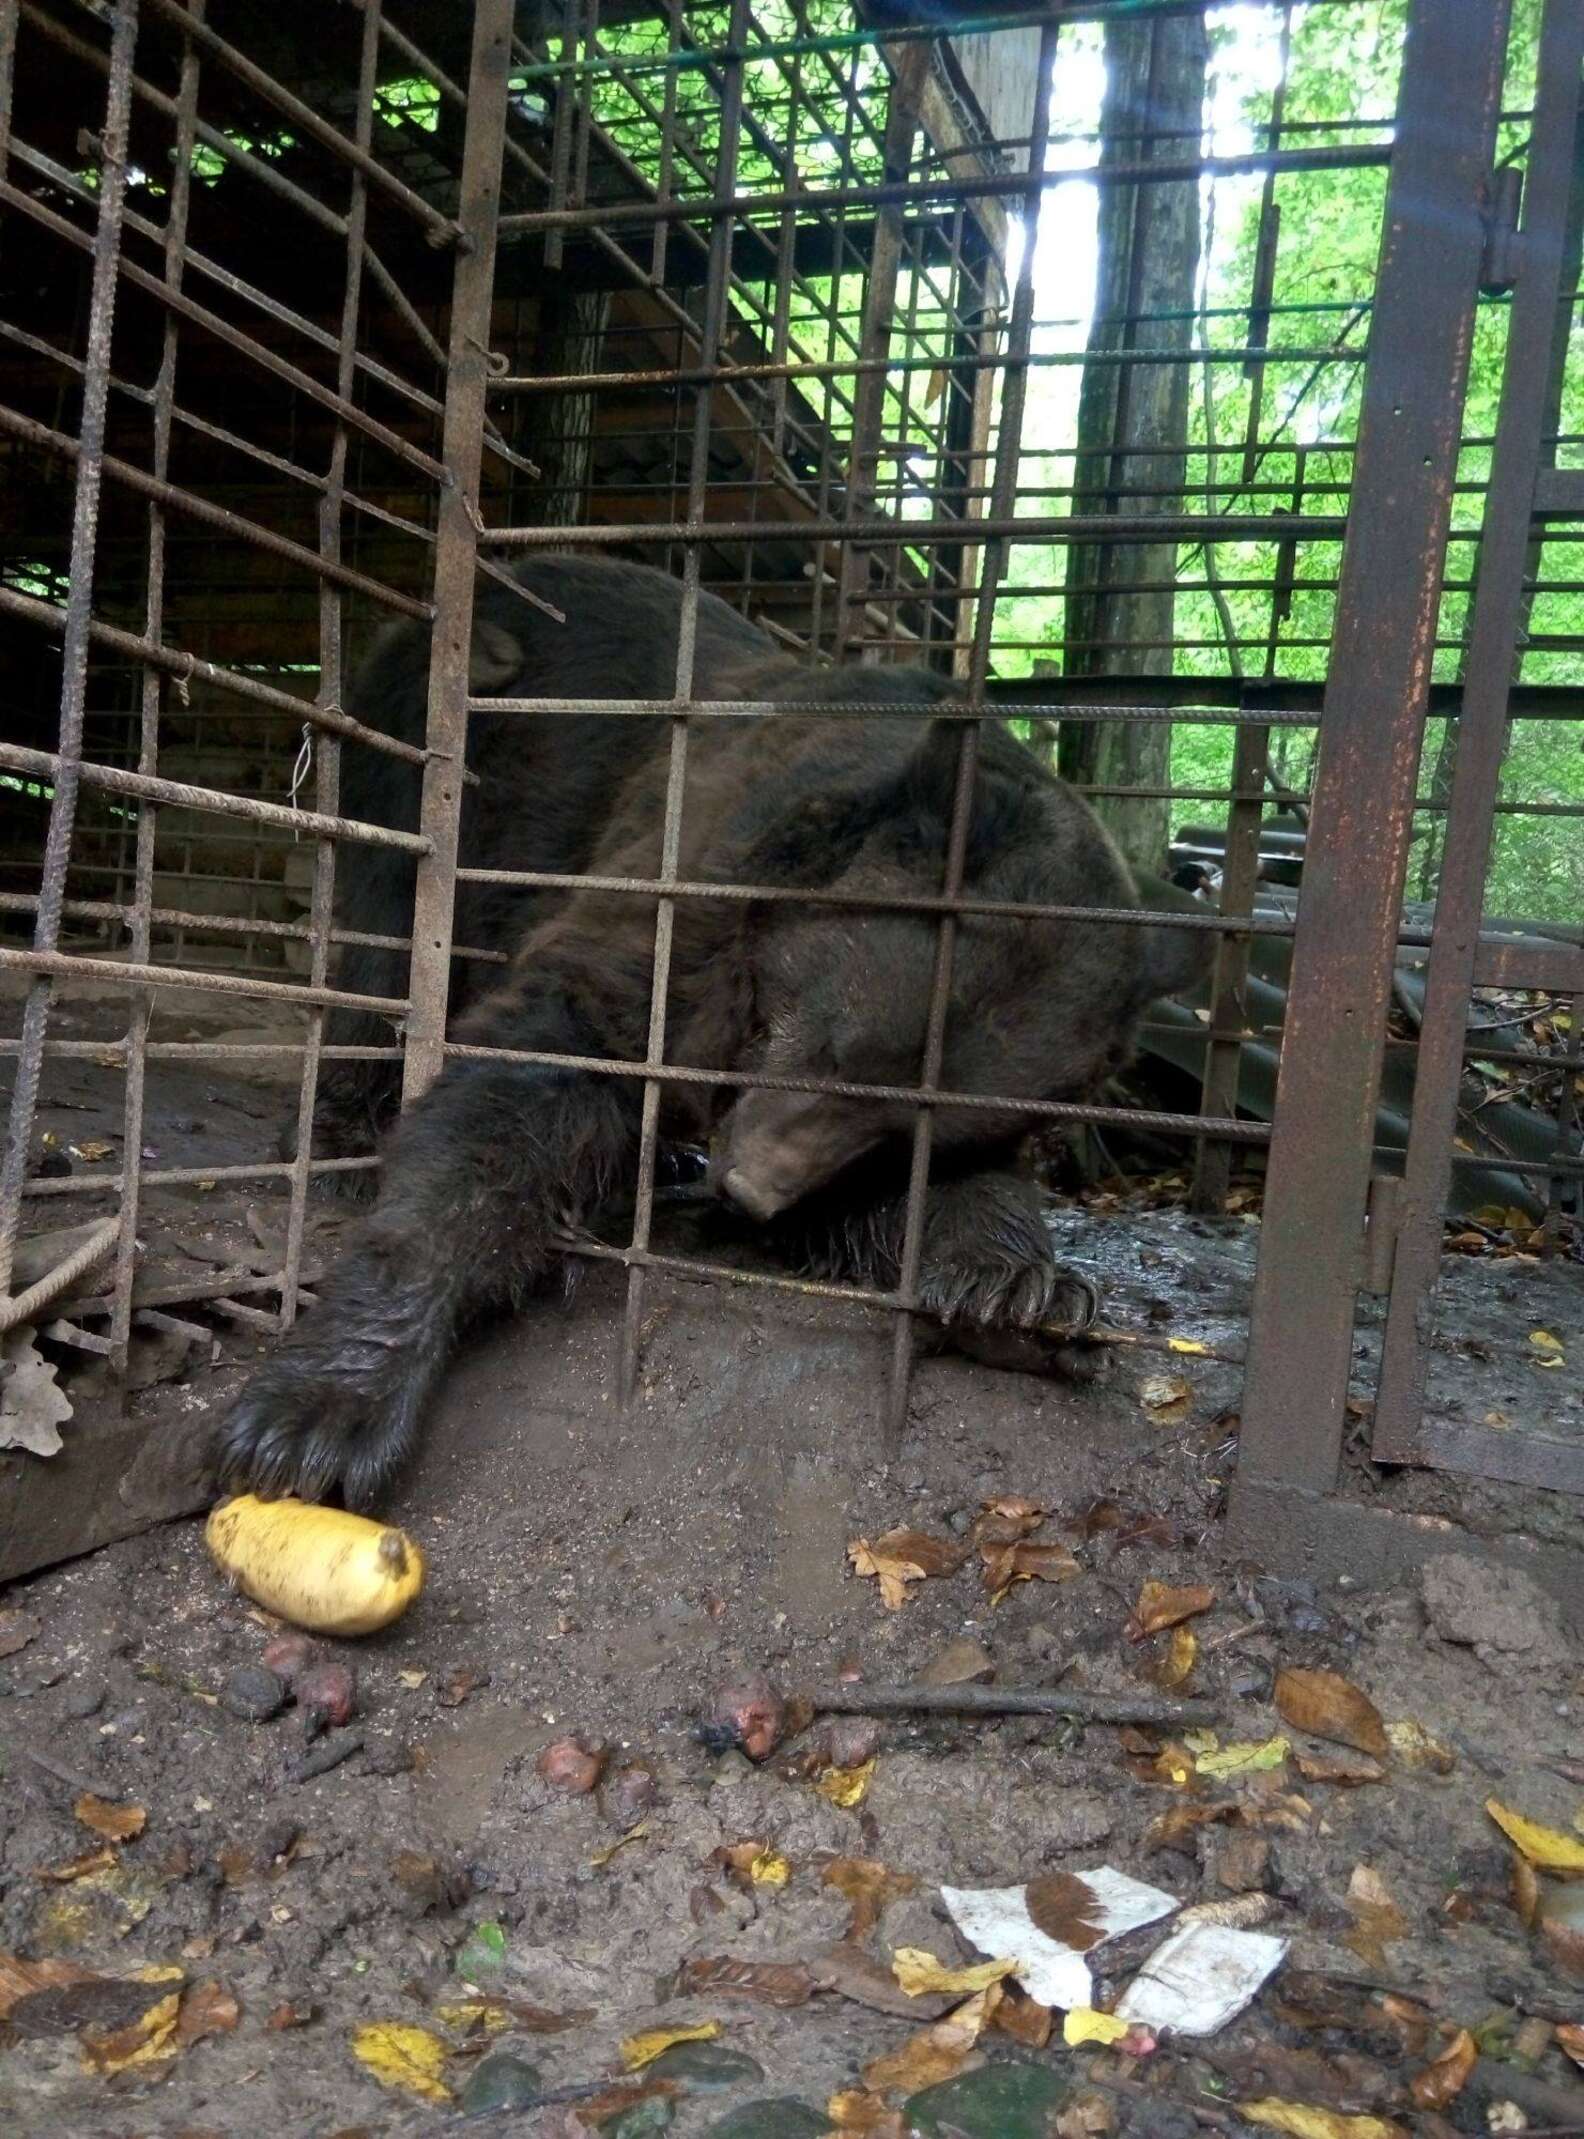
[214,1266,439,1506]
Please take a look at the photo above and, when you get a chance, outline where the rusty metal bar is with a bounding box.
[1373,0,1584,1466]
[401,0,518,1108]
[477,509,1347,548]
[0,744,430,854]
[619,0,753,1412]
[1231,0,1514,1511]
[0,946,407,1018]
[0,0,138,1304]
[0,404,433,618]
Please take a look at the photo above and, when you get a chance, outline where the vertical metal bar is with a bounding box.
[110,0,204,1378]
[279,0,385,1329]
[1232,0,1512,1504]
[620,0,752,1408]
[402,0,517,1107]
[0,0,138,1301]
[1371,0,1584,1464]
[883,15,1060,1449]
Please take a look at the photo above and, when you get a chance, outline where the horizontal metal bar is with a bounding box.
[0,743,431,854]
[441,1038,1271,1141]
[494,339,1367,398]
[21,1155,375,1200]
[500,145,1390,239]
[466,694,1327,725]
[479,510,1348,550]
[1533,467,1584,516]
[564,1233,908,1311]
[0,402,434,619]
[0,945,407,1018]
[0,584,432,767]
[1472,939,1584,990]
[0,1039,402,1063]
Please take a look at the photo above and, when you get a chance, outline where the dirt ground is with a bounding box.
[4,983,1584,2137]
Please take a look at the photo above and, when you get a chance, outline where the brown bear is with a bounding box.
[218,555,1204,1504]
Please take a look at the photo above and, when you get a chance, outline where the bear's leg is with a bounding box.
[218,1051,637,1505]
[774,1169,1096,1334]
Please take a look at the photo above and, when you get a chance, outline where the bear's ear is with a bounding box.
[469,618,523,692]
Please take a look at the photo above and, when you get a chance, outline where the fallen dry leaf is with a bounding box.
[1294,1750,1385,1787]
[176,1980,239,2046]
[717,1840,792,1890]
[34,1846,118,1884]
[892,1948,1015,1998]
[1064,2005,1129,2046]
[1386,1718,1454,1774]
[1153,1625,1197,1690]
[991,1981,1053,2048]
[813,1943,951,2020]
[1243,2100,1403,2139]
[1127,1581,1215,1641]
[848,1527,964,1607]
[862,1985,999,2095]
[1195,1736,1289,1779]
[1058,2091,1119,2139]
[0,1608,42,1657]
[1557,2021,1584,2067]
[919,1637,995,1687]
[1410,2027,1477,2109]
[822,1856,916,1942]
[981,1537,1082,1602]
[815,1759,875,1810]
[1275,1670,1388,1760]
[621,2020,720,2072]
[81,1988,184,2075]
[1487,1799,1584,1871]
[1511,1849,1541,1930]
[827,2088,908,2133]
[1139,1373,1192,1422]
[589,1819,650,1869]
[970,1496,1047,1547]
[677,1956,813,2007]
[1144,1800,1237,1851]
[1345,1865,1406,1968]
[74,1793,147,1844]
[0,1951,103,2018]
[351,2020,453,2104]
[1530,1329,1564,1355]
[267,1998,316,2030]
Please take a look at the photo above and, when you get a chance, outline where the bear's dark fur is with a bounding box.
[219,556,1205,1505]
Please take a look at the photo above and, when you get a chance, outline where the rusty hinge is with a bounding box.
[1480,165,1524,294]
[1362,1172,1403,1295]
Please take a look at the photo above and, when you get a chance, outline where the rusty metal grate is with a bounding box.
[2,0,1581,1575]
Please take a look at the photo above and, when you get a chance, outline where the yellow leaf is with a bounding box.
[435,2000,511,2036]
[351,2021,453,2104]
[621,2020,720,2072]
[1156,1626,1197,1690]
[1386,1719,1454,1774]
[1128,1580,1215,1640]
[74,1793,147,1844]
[849,1538,928,1610]
[1197,1736,1290,1779]
[1243,2100,1403,2139]
[1530,1330,1564,1354]
[1274,1669,1388,1759]
[1168,1338,1211,1355]
[80,1988,183,2075]
[1064,2006,1129,2047]
[750,1847,791,1887]
[862,1986,1000,2095]
[828,2087,908,2132]
[816,1759,876,1809]
[892,1947,1015,1998]
[590,1819,651,1869]
[1533,1354,1563,1370]
[1486,1799,1584,1871]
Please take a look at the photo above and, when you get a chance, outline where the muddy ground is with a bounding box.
[3,983,1584,2137]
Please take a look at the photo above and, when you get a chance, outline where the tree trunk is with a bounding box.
[1058,9,1207,876]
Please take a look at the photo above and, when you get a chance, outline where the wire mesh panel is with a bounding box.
[2,0,1580,1562]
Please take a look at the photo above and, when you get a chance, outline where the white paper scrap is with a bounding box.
[1115,1921,1288,2036]
[940,1866,1180,2012]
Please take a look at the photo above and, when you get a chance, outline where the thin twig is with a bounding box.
[805,1682,1218,1728]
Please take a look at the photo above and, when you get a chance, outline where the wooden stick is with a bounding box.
[805,1682,1218,1728]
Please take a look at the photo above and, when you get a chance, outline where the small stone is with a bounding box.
[458,2053,543,2114]
[824,1715,882,1767]
[919,1637,995,1687]
[365,1737,414,1776]
[607,2098,676,2136]
[703,2101,827,2138]
[646,2042,765,2090]
[600,1760,660,1831]
[907,2061,1067,2137]
[221,1664,287,1722]
[64,1680,106,1719]
[1421,1554,1572,1674]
